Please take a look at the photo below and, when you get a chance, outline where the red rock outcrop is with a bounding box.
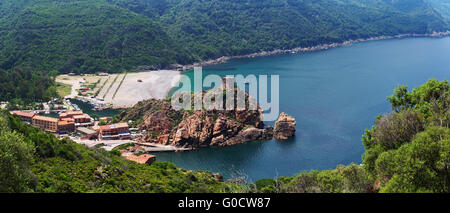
[274,112,296,140]
[118,88,295,148]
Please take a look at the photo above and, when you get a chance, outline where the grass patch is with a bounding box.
[112,143,135,151]
[55,82,72,98]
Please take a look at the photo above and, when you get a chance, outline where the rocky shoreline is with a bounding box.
[181,31,450,70]
[114,87,297,150]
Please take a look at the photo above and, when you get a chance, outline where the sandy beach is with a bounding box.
[112,71,181,108]
[56,71,181,108]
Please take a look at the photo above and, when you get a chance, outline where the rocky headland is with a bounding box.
[113,88,296,149]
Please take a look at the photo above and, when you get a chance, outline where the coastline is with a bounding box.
[61,31,450,111]
[181,31,450,70]
[57,71,182,110]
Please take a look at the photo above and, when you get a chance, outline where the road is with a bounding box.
[72,138,133,151]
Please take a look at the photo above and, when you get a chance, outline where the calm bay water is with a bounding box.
[157,37,450,181]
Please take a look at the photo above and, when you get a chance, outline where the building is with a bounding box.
[124,154,156,165]
[76,127,98,140]
[10,111,36,123]
[32,115,59,133]
[97,123,130,140]
[73,114,92,124]
[58,120,75,134]
[52,104,66,110]
[59,111,84,120]
[60,111,92,127]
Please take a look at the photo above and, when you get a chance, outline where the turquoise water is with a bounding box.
[157,37,450,181]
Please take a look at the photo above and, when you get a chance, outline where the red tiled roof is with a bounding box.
[58,120,74,126]
[73,114,91,119]
[33,115,59,123]
[125,154,156,164]
[61,118,75,122]
[60,111,84,118]
[11,111,36,118]
[99,123,128,131]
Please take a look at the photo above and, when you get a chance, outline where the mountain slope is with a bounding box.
[0,109,240,193]
[109,0,450,60]
[1,0,449,74]
[428,0,450,20]
[0,0,449,103]
[0,0,194,74]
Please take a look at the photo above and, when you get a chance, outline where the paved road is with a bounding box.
[73,138,133,151]
[72,138,191,152]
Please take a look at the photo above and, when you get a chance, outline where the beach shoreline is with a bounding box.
[56,70,181,109]
[56,31,450,110]
[181,31,450,70]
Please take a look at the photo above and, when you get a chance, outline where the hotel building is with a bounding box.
[32,115,59,133]
[96,123,130,140]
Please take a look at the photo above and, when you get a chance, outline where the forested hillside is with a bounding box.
[0,0,193,74]
[0,0,449,103]
[110,0,450,60]
[429,0,450,20]
[0,109,240,193]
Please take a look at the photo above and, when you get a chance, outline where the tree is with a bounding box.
[387,85,411,112]
[0,117,35,192]
[375,127,450,193]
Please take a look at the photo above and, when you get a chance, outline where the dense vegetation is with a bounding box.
[0,67,57,104]
[1,0,450,103]
[0,0,193,74]
[110,0,450,60]
[1,78,448,193]
[254,79,450,193]
[0,110,241,193]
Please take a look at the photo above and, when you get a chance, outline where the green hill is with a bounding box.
[2,0,449,74]
[0,109,240,193]
[0,0,193,74]
[429,0,450,20]
[110,0,450,60]
[0,0,449,103]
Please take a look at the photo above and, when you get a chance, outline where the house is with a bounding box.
[52,104,66,110]
[76,127,98,140]
[97,123,130,140]
[60,111,84,119]
[58,120,75,134]
[32,115,59,133]
[60,111,92,127]
[124,154,156,165]
[10,111,36,123]
[73,114,92,124]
